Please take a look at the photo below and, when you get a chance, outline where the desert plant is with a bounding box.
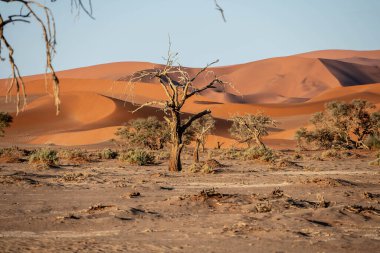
[187,163,215,174]
[296,100,380,150]
[29,148,58,167]
[229,113,277,149]
[58,149,90,164]
[0,146,28,163]
[191,114,215,163]
[124,46,229,172]
[320,149,342,160]
[101,148,118,159]
[119,149,155,166]
[0,112,12,137]
[242,146,277,163]
[365,134,380,150]
[115,117,170,150]
[220,147,242,160]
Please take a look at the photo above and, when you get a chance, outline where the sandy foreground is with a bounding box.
[0,150,379,253]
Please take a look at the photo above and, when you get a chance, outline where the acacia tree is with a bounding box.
[192,114,215,163]
[126,48,228,172]
[115,116,170,150]
[229,113,277,149]
[295,100,380,150]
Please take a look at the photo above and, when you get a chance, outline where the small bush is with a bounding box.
[219,147,242,160]
[187,163,215,174]
[365,135,380,150]
[0,112,12,137]
[58,149,90,164]
[156,150,170,161]
[115,117,169,150]
[321,149,341,160]
[369,153,380,166]
[242,147,277,163]
[101,148,118,159]
[119,149,155,166]
[29,148,58,168]
[292,152,303,160]
[0,146,28,163]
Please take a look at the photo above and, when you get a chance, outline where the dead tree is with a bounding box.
[192,114,215,163]
[126,46,228,172]
[0,0,93,114]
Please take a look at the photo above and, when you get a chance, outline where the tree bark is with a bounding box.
[169,142,184,172]
[254,133,266,149]
[193,140,201,163]
[168,111,184,172]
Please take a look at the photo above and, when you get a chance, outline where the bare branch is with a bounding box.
[185,78,224,100]
[214,0,226,22]
[131,101,167,114]
[181,109,211,133]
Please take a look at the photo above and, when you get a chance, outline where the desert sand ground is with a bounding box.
[0,148,379,253]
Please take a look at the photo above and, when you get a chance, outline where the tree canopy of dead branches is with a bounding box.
[124,43,229,171]
[0,0,94,114]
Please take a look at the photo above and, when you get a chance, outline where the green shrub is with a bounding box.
[115,117,169,150]
[295,100,380,150]
[101,148,118,159]
[119,149,155,166]
[29,148,58,167]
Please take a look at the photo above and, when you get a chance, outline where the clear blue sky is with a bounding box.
[1,0,380,78]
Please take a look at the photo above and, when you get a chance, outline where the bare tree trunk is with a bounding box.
[193,140,201,163]
[169,142,184,172]
[169,112,184,172]
[254,134,266,149]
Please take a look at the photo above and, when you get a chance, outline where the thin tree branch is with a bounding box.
[181,109,211,133]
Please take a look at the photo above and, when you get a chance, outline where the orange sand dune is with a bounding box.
[1,49,380,147]
[297,49,380,59]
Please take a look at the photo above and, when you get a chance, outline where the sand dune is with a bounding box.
[296,49,380,59]
[1,49,380,146]
[320,59,380,86]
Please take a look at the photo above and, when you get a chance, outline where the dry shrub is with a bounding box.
[369,158,380,166]
[0,146,28,163]
[219,147,241,160]
[156,150,170,161]
[320,149,342,160]
[242,147,277,162]
[58,149,91,164]
[101,148,118,159]
[119,149,156,166]
[29,148,58,168]
[187,159,224,174]
[187,163,214,174]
